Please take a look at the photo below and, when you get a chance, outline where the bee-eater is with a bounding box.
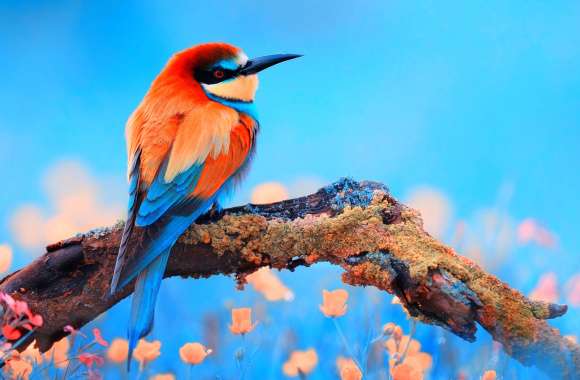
[109,42,300,366]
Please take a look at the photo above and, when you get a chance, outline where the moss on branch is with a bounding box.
[0,179,577,378]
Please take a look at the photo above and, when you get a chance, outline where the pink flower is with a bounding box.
[78,353,105,368]
[565,274,580,307]
[63,324,86,337]
[517,218,556,248]
[529,272,559,303]
[92,328,109,347]
[2,324,21,340]
[78,353,105,380]
[88,371,103,380]
[13,300,30,317]
[0,293,40,321]
[0,292,16,311]
[28,314,43,327]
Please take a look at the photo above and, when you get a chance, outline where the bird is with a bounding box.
[109,42,300,368]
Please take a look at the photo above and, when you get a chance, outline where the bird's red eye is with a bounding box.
[214,70,224,79]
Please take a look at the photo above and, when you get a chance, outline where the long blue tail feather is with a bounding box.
[126,249,171,371]
[117,193,220,371]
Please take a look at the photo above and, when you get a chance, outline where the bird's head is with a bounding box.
[161,43,300,103]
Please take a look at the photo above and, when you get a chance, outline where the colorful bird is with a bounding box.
[109,42,300,368]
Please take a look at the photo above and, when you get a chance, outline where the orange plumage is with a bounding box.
[110,42,299,369]
[126,43,251,187]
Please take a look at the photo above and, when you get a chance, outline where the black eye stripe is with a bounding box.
[194,66,237,84]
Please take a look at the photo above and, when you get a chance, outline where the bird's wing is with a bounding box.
[111,107,256,292]
[115,147,142,276]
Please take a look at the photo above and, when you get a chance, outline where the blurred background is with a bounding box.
[0,1,579,379]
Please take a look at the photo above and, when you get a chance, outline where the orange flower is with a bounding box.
[179,342,212,365]
[149,374,176,380]
[44,337,70,368]
[107,338,129,364]
[251,182,289,204]
[402,353,432,374]
[246,267,294,301]
[4,357,33,380]
[336,356,362,380]
[406,187,451,238]
[229,308,256,335]
[385,335,432,377]
[385,335,421,357]
[391,363,423,380]
[0,244,13,273]
[319,289,348,318]
[481,370,497,380]
[21,342,43,365]
[392,326,403,345]
[282,348,318,377]
[383,322,396,335]
[133,339,161,369]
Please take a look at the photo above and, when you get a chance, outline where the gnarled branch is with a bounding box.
[0,179,577,378]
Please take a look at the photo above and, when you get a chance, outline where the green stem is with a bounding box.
[332,318,363,372]
[395,320,417,366]
[240,334,247,380]
[0,328,36,366]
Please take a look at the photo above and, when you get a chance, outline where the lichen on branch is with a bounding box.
[0,178,577,378]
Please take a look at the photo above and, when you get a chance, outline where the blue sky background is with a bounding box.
[0,1,579,379]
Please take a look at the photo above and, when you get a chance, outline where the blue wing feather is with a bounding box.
[111,153,216,371]
[136,162,203,226]
[110,150,142,294]
[112,155,213,291]
[111,154,204,293]
[116,200,215,291]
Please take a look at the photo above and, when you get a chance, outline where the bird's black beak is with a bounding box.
[238,54,302,75]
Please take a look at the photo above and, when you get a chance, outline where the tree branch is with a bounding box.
[0,179,577,378]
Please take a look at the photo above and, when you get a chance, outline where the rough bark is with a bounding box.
[0,179,577,378]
